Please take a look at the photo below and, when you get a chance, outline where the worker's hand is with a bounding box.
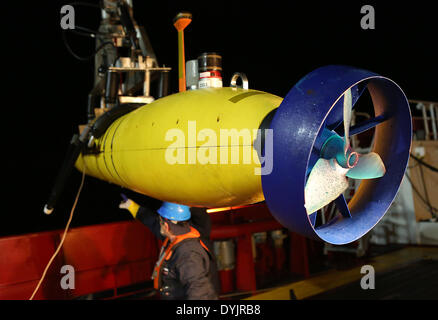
[119,197,140,218]
[119,199,133,210]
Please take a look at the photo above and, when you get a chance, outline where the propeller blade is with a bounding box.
[305,158,349,215]
[346,152,386,179]
[343,88,352,157]
[325,83,367,130]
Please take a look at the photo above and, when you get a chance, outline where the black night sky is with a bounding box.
[1,1,437,237]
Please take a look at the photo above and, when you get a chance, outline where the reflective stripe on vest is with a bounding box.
[152,226,210,290]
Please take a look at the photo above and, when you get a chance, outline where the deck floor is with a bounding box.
[247,246,438,300]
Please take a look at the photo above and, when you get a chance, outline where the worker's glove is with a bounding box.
[119,199,132,210]
[119,198,140,218]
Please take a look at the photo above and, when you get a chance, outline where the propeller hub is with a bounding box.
[346,150,359,168]
[319,133,359,169]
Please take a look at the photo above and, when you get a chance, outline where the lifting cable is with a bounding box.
[61,2,116,61]
[410,153,438,172]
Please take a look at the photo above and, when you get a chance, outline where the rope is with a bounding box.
[29,163,86,300]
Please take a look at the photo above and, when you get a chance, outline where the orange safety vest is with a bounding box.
[152,226,210,290]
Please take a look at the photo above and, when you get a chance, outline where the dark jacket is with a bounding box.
[136,206,219,300]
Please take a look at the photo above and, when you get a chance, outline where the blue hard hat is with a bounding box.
[157,202,191,221]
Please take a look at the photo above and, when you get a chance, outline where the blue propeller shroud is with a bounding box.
[261,65,412,245]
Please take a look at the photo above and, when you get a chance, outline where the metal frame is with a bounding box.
[410,100,438,140]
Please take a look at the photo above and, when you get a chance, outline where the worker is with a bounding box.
[119,198,219,300]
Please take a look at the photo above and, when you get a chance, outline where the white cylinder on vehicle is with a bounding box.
[186,59,199,90]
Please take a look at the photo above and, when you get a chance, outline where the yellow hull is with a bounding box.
[76,87,282,207]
